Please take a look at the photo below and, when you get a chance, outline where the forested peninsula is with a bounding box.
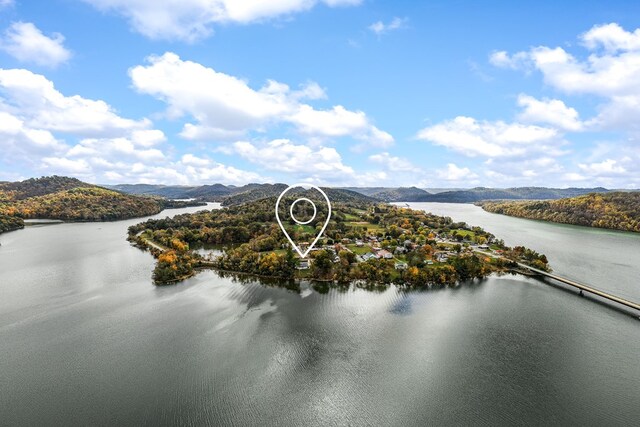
[0,176,204,234]
[480,192,640,233]
[127,198,549,286]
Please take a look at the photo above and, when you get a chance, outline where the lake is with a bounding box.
[1,202,639,426]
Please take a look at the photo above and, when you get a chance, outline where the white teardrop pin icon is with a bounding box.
[275,183,332,258]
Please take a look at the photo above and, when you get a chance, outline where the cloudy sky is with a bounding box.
[1,0,640,188]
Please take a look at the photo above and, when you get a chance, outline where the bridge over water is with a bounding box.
[516,262,640,314]
[473,248,640,315]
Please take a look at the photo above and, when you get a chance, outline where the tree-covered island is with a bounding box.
[127,197,550,287]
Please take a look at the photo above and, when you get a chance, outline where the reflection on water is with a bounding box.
[1,202,639,426]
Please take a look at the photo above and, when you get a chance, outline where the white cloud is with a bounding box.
[130,52,392,147]
[416,116,562,158]
[0,110,66,162]
[578,159,626,176]
[437,163,478,182]
[41,139,265,185]
[181,153,210,167]
[369,17,407,36]
[233,139,354,179]
[489,50,530,70]
[82,0,362,42]
[291,105,393,146]
[66,137,166,163]
[42,157,91,174]
[292,81,327,100]
[368,152,418,172]
[130,129,166,147]
[0,22,71,68]
[517,94,583,131]
[581,22,640,52]
[0,0,14,10]
[0,68,149,137]
[492,23,640,133]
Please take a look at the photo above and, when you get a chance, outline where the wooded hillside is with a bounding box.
[481,192,640,232]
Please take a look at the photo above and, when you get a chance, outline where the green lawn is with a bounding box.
[451,229,476,238]
[285,224,316,234]
[345,221,384,232]
[347,244,373,255]
[343,213,360,221]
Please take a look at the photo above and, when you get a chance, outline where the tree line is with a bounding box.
[481,192,640,233]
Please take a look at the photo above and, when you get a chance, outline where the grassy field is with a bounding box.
[345,221,384,232]
[347,244,373,255]
[452,229,476,238]
[286,224,316,234]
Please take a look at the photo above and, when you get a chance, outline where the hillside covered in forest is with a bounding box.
[0,176,201,233]
[220,184,378,206]
[111,182,616,204]
[480,192,640,233]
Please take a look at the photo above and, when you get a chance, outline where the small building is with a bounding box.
[394,261,408,270]
[360,253,377,262]
[434,252,449,262]
[478,244,489,250]
[297,259,310,270]
[355,240,364,247]
[377,249,393,259]
[394,246,406,255]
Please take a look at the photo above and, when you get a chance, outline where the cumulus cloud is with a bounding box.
[489,50,531,70]
[368,152,418,172]
[0,68,148,137]
[492,23,640,133]
[233,139,354,180]
[416,116,562,158]
[581,22,640,52]
[42,138,265,185]
[0,110,66,163]
[436,163,478,183]
[578,159,626,176]
[130,52,392,147]
[517,94,583,131]
[368,17,407,36]
[0,22,71,68]
[82,0,362,41]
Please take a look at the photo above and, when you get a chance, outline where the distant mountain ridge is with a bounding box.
[220,184,378,206]
[110,182,619,204]
[407,187,613,203]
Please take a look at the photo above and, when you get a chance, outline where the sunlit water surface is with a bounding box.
[1,202,639,426]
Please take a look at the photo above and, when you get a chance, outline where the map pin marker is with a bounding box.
[275,183,332,258]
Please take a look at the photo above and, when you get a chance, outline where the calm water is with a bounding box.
[1,203,639,426]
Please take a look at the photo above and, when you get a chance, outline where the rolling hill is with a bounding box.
[369,186,430,202]
[0,176,193,233]
[221,184,379,206]
[480,192,640,232]
[409,187,612,203]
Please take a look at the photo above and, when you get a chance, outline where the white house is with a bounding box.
[394,262,408,270]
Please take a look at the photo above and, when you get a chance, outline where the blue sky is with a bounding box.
[1,0,640,188]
